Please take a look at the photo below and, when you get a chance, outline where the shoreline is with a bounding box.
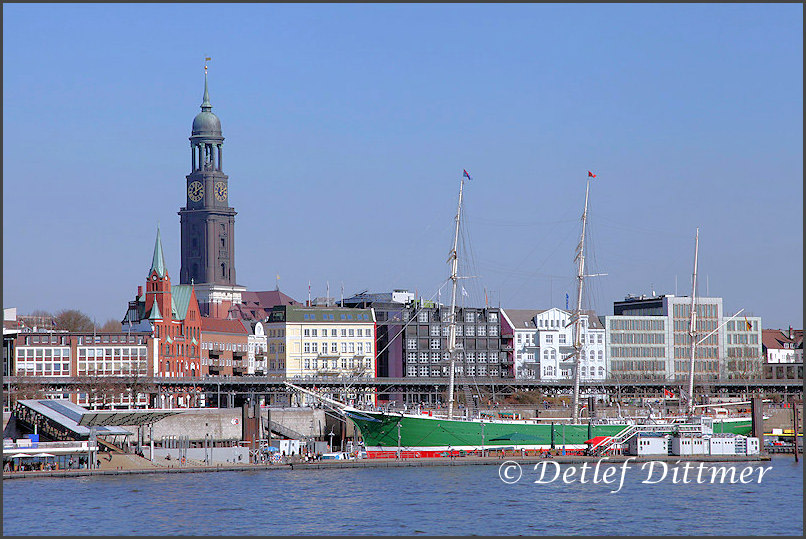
[2,453,772,480]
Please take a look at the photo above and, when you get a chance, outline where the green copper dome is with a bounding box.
[192,69,222,135]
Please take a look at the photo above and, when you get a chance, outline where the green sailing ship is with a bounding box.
[287,170,754,459]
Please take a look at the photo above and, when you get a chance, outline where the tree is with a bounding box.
[54,309,95,332]
[98,318,122,333]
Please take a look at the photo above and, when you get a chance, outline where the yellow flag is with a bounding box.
[205,57,211,61]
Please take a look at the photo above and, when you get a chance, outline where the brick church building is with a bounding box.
[123,227,202,378]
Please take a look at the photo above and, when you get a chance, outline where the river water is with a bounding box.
[2,456,802,535]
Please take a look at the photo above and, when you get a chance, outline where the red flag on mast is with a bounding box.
[588,171,596,178]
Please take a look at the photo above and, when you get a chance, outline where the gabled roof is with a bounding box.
[227,290,302,321]
[501,308,604,330]
[762,329,802,350]
[171,284,195,321]
[201,317,249,335]
[501,309,544,329]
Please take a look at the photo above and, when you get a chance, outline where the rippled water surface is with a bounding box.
[3,456,802,535]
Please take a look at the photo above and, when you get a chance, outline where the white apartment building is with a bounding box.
[502,308,606,381]
[264,305,376,405]
[245,320,268,375]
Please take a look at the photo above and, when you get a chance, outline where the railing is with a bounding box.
[590,422,706,456]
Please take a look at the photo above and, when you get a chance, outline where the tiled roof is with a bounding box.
[201,317,249,335]
[227,290,301,321]
[762,329,802,350]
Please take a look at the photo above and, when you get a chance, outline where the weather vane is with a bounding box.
[205,56,211,73]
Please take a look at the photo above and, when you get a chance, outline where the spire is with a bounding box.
[201,63,212,112]
[150,227,168,278]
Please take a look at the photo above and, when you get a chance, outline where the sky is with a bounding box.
[3,4,803,329]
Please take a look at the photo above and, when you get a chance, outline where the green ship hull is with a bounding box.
[344,409,753,458]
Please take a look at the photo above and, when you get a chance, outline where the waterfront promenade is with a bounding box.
[3,451,770,480]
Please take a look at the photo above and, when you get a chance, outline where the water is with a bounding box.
[3,456,802,535]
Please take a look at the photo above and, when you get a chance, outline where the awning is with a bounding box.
[36,453,56,457]
[584,436,611,445]
[10,454,33,458]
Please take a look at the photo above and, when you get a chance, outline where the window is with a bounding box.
[559,334,566,344]
[419,352,429,363]
[407,365,417,376]
[331,343,338,354]
[341,343,347,353]
[477,325,486,336]
[311,343,318,353]
[407,352,417,363]
[312,329,318,337]
[430,338,440,350]
[465,312,475,323]
[489,325,498,337]
[418,312,429,323]
[304,329,310,337]
[466,352,475,363]
[341,329,347,337]
[348,328,355,337]
[466,325,475,337]
[546,335,553,344]
[431,325,440,336]
[407,338,417,350]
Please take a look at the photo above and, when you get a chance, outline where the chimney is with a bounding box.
[789,326,793,339]
[138,285,143,297]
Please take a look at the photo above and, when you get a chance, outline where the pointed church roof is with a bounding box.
[192,66,222,136]
[201,67,211,112]
[148,301,162,320]
[150,227,168,278]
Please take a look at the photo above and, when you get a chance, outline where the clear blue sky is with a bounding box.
[3,4,803,329]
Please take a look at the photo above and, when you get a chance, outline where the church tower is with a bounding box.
[179,64,245,317]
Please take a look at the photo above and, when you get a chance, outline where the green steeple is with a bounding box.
[150,227,168,278]
[201,67,211,112]
[148,301,162,320]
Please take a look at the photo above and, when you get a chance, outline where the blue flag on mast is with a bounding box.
[463,169,472,180]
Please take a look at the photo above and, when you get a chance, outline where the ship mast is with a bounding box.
[446,172,467,420]
[686,228,700,417]
[571,178,591,424]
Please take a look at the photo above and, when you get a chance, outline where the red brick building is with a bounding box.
[123,228,202,377]
[200,318,249,376]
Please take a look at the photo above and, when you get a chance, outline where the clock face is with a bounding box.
[188,181,204,202]
[215,182,228,201]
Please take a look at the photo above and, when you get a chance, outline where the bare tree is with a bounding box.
[98,318,123,333]
[54,309,95,332]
